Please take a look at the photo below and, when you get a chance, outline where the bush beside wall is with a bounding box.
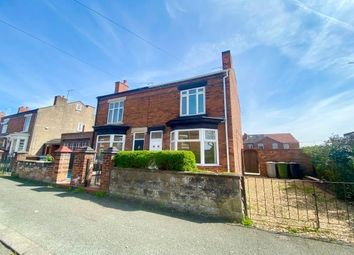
[114,150,197,171]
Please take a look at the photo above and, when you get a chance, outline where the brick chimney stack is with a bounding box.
[53,95,68,106]
[222,50,233,70]
[17,106,29,113]
[0,112,5,121]
[115,80,129,93]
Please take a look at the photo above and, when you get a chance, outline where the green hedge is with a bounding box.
[113,150,197,171]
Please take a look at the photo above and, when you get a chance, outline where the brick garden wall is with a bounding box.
[109,168,243,221]
[256,149,314,176]
[16,160,54,183]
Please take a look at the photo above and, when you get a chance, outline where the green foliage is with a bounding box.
[114,150,197,171]
[241,216,253,227]
[46,154,54,162]
[303,135,354,183]
[95,191,107,198]
[74,186,85,193]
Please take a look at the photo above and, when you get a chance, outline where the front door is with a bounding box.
[133,133,145,150]
[149,131,163,151]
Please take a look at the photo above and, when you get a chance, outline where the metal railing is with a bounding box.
[0,158,13,174]
[243,176,353,233]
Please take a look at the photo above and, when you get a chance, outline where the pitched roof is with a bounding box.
[244,133,299,144]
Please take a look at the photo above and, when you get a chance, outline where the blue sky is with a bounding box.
[0,0,353,146]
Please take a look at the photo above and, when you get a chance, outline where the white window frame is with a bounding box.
[9,135,29,153]
[1,119,9,134]
[107,98,125,124]
[247,144,254,149]
[149,131,163,151]
[272,143,279,149]
[75,103,82,111]
[95,134,126,152]
[170,128,219,166]
[22,114,32,132]
[283,143,290,149]
[258,143,264,150]
[180,87,206,116]
[132,132,145,151]
[77,122,85,132]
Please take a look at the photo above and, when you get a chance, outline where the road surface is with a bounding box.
[0,177,352,255]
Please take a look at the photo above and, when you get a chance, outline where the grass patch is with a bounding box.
[95,191,107,198]
[241,216,253,227]
[73,186,85,193]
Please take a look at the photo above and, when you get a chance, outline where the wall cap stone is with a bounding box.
[55,145,72,153]
[73,146,95,154]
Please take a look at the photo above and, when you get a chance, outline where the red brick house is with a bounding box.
[243,133,299,150]
[93,51,243,173]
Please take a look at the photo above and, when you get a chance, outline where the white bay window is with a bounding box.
[170,129,218,166]
[95,134,125,161]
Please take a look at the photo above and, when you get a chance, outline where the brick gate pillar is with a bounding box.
[70,147,95,187]
[100,147,118,191]
[53,146,72,184]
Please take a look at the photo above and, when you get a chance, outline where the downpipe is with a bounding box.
[223,70,230,173]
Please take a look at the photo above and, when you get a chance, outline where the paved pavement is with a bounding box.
[0,242,12,255]
[0,177,353,255]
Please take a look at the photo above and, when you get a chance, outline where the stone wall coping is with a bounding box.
[18,160,54,164]
[112,167,242,179]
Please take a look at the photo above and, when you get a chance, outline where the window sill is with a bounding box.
[106,122,123,125]
[179,113,207,118]
[197,164,220,167]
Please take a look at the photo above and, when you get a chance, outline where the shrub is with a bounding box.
[46,154,54,162]
[241,216,253,227]
[114,150,197,171]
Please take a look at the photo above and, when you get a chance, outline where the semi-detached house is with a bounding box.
[93,51,243,173]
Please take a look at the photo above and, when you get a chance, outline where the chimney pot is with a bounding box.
[17,106,29,113]
[222,50,233,70]
[115,80,129,93]
[53,95,68,106]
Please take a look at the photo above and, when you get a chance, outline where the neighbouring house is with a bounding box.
[0,112,5,121]
[243,133,299,150]
[0,96,95,158]
[242,133,313,176]
[344,131,354,139]
[93,51,243,173]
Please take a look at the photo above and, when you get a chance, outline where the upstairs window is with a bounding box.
[23,114,32,132]
[247,144,254,149]
[1,119,9,134]
[107,100,124,124]
[257,143,264,150]
[272,143,279,149]
[283,143,290,149]
[180,87,205,116]
[77,123,85,132]
[76,103,82,111]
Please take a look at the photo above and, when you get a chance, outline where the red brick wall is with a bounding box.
[4,113,36,134]
[253,149,313,176]
[95,71,242,173]
[227,68,243,174]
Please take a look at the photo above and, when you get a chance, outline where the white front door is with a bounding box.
[149,131,163,151]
